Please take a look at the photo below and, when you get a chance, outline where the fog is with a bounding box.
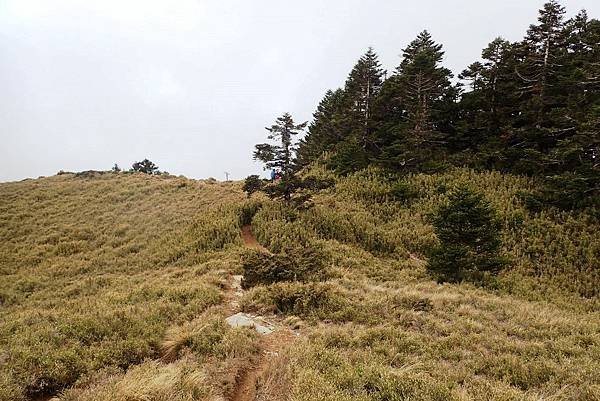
[1,0,598,181]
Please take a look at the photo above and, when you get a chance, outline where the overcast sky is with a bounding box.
[1,0,599,182]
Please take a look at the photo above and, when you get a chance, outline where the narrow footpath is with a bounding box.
[227,225,297,401]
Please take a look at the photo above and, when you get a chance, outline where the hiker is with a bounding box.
[270,168,276,181]
[275,170,281,181]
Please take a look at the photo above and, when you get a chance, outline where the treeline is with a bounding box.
[296,1,599,210]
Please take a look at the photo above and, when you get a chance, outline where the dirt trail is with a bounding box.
[228,226,296,401]
[241,225,271,254]
[28,226,286,401]
[231,329,295,401]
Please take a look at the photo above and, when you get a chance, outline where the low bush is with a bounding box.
[241,246,328,289]
[242,175,265,197]
[160,313,258,363]
[388,180,418,203]
[242,282,346,320]
[238,200,262,226]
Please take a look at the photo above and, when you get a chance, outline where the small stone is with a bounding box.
[225,312,274,335]
[231,275,243,290]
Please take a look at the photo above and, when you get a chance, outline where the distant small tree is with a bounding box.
[243,175,265,198]
[428,187,506,283]
[249,113,308,205]
[111,163,121,172]
[132,159,159,175]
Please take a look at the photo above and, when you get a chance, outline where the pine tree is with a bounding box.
[505,1,570,173]
[519,0,567,115]
[296,89,345,167]
[459,38,515,133]
[131,159,159,175]
[541,11,600,208]
[252,113,307,203]
[342,47,384,147]
[457,38,519,166]
[397,31,454,134]
[327,48,384,174]
[377,31,457,171]
[428,187,506,283]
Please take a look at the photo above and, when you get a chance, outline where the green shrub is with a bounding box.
[241,246,327,289]
[427,186,506,283]
[242,175,265,198]
[243,282,345,319]
[300,176,336,191]
[388,180,418,203]
[238,200,262,226]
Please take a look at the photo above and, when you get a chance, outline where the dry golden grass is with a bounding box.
[1,167,599,401]
[0,172,255,400]
[244,166,600,400]
[255,350,293,401]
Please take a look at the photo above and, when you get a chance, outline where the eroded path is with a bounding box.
[226,226,297,401]
[241,225,270,253]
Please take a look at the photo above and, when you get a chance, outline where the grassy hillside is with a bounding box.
[246,166,600,400]
[1,169,599,400]
[0,172,256,400]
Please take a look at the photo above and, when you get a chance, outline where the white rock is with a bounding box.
[225,312,273,335]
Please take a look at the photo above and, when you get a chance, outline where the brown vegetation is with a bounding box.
[1,167,598,400]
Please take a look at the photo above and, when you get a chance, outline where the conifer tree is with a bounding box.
[457,38,519,166]
[397,31,454,134]
[342,47,384,146]
[519,0,567,115]
[505,1,570,173]
[428,187,506,283]
[328,48,384,174]
[540,11,600,208]
[251,113,308,203]
[131,159,159,175]
[377,31,457,171]
[296,89,345,167]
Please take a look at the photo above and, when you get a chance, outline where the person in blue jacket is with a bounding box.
[270,168,276,181]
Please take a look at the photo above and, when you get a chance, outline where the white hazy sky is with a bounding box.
[1,0,599,182]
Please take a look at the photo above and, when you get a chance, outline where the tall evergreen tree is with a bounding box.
[377,31,457,171]
[397,31,454,134]
[343,47,384,144]
[328,47,385,174]
[296,89,345,167]
[459,38,515,132]
[457,38,519,166]
[252,113,307,202]
[540,11,600,208]
[505,1,570,173]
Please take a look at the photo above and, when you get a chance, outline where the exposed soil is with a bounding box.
[228,226,297,401]
[231,330,296,401]
[241,225,271,253]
